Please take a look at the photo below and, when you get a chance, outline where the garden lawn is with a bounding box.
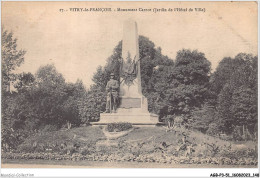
[18,126,105,151]
[3,125,257,168]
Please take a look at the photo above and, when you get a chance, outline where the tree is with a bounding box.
[210,57,234,95]
[62,80,86,128]
[1,64,88,151]
[13,72,35,92]
[3,64,87,131]
[231,86,257,129]
[156,49,211,119]
[2,28,26,92]
[78,85,106,123]
[216,83,234,133]
[212,53,258,136]
[92,66,110,90]
[173,49,211,85]
[36,64,65,88]
[32,65,65,125]
[191,104,216,133]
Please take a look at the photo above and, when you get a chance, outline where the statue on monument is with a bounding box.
[105,73,119,113]
[120,52,138,87]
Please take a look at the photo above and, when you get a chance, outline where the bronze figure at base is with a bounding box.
[105,73,119,113]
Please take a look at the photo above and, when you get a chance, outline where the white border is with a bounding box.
[0,0,259,178]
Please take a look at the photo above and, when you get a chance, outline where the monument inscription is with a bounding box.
[119,98,141,109]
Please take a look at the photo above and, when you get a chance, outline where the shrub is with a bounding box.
[206,123,220,136]
[232,126,244,141]
[162,115,174,128]
[40,125,59,133]
[79,148,90,155]
[107,122,132,132]
[1,128,32,152]
[17,144,35,153]
[65,147,77,155]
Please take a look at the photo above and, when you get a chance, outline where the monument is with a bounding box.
[96,20,158,126]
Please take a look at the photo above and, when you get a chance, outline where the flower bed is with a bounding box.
[2,151,258,166]
[107,122,132,132]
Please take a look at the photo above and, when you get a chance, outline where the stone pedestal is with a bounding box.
[98,96,158,125]
[98,110,158,125]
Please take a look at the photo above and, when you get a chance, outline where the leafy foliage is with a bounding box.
[147,49,211,120]
[13,72,35,92]
[1,64,87,151]
[78,85,106,123]
[191,105,216,133]
[1,28,26,92]
[2,127,257,166]
[2,128,35,152]
[107,122,133,132]
[212,53,257,136]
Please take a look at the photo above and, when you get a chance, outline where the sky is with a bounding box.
[2,1,258,89]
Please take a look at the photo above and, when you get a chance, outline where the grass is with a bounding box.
[4,125,257,168]
[119,127,166,141]
[18,126,105,150]
[18,126,257,152]
[119,126,233,146]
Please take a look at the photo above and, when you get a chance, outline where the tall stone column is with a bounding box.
[120,20,142,98]
[118,19,148,111]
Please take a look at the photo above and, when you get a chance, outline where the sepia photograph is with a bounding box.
[1,1,259,176]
